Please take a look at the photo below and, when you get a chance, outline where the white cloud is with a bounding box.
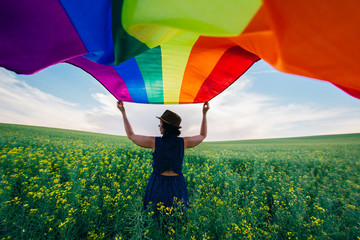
[0,69,98,132]
[1,68,360,141]
[203,77,360,141]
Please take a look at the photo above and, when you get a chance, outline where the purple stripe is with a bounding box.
[67,56,133,102]
[0,0,87,74]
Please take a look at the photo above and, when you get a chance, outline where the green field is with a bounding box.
[0,123,359,239]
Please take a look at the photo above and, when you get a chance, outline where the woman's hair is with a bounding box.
[162,121,181,137]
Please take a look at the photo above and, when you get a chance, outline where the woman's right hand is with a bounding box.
[117,101,125,113]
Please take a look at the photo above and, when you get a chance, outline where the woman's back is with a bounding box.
[152,136,184,175]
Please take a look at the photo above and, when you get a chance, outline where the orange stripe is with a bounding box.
[179,37,237,103]
[231,0,360,94]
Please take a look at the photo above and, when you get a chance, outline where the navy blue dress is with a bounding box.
[143,136,189,209]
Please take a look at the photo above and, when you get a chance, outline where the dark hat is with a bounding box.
[157,110,182,128]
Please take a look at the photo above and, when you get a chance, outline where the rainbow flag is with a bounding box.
[1,0,359,102]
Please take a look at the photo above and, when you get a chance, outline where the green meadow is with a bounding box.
[0,123,359,239]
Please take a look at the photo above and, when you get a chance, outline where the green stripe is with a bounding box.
[111,0,149,65]
[135,46,163,104]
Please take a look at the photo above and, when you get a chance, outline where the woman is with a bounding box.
[117,101,210,210]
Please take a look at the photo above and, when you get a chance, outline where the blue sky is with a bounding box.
[1,60,360,141]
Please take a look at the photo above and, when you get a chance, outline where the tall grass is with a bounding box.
[1,123,359,239]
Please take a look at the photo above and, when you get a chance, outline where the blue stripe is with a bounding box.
[114,58,149,103]
[59,0,115,65]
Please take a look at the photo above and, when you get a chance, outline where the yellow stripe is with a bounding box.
[161,33,199,104]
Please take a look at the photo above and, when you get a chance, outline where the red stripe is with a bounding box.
[334,84,360,100]
[194,46,259,103]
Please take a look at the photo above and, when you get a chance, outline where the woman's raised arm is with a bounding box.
[117,101,155,150]
[183,102,210,149]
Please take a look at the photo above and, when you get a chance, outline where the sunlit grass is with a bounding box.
[1,123,359,239]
